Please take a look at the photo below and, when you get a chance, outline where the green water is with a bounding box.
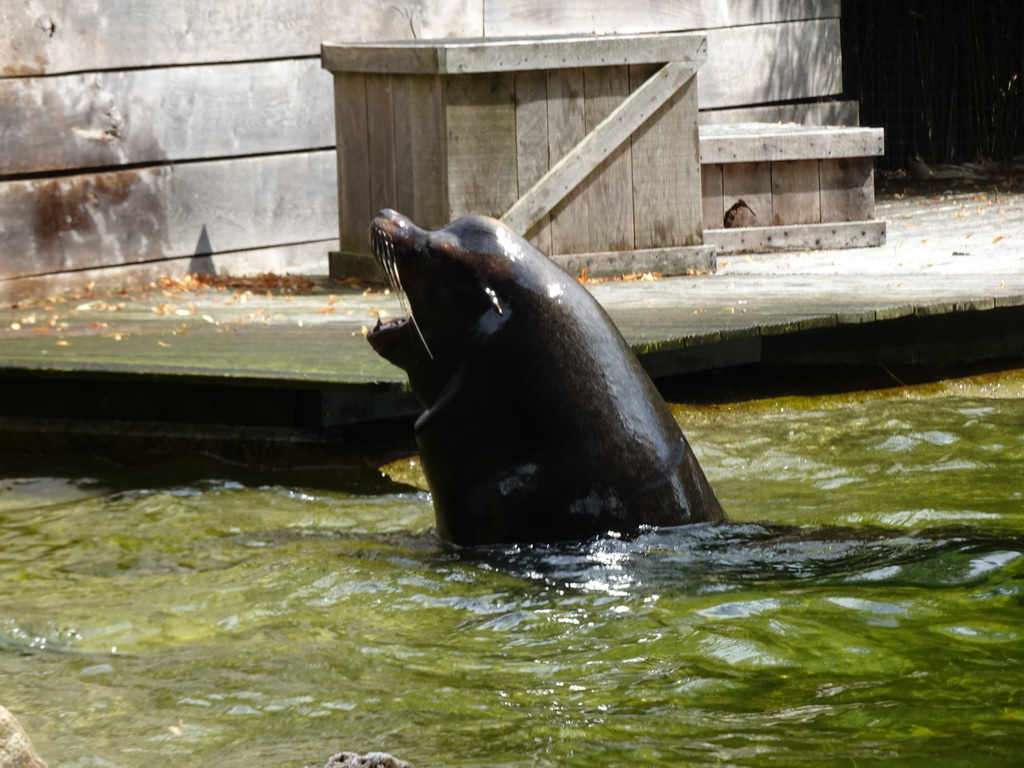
[2,374,1023,767]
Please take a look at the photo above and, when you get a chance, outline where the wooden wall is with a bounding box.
[0,0,843,302]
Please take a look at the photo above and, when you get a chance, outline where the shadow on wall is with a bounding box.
[189,224,216,275]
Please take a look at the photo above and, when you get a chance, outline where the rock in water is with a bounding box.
[325,752,415,768]
[0,706,47,768]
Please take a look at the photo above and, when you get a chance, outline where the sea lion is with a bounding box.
[366,209,725,546]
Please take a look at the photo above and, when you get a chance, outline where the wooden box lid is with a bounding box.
[322,32,706,75]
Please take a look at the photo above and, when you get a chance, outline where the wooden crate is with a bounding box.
[699,122,887,253]
[321,33,715,278]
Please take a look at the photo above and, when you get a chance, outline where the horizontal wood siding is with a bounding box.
[701,19,842,109]
[1,0,853,300]
[0,60,336,176]
[483,0,840,37]
[1,153,338,279]
[0,0,483,76]
[484,1,843,110]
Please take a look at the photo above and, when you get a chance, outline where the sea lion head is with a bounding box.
[367,208,564,406]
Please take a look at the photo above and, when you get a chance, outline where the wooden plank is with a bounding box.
[483,0,706,36]
[721,162,771,229]
[819,157,875,223]
[629,64,703,249]
[392,75,448,230]
[365,74,398,218]
[514,70,552,252]
[584,65,634,252]
[445,73,519,219]
[703,220,886,254]
[702,0,840,28]
[701,162,724,232]
[771,160,821,226]
[698,100,860,127]
[545,68,589,254]
[333,73,372,255]
[700,123,884,164]
[322,31,708,75]
[483,0,839,37]
[502,60,699,238]
[0,152,338,280]
[553,245,716,279]
[700,19,842,110]
[0,59,335,177]
[1,0,484,76]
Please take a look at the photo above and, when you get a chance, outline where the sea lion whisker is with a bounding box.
[369,222,424,355]
[391,256,410,316]
[371,226,405,305]
[409,312,433,360]
[383,235,410,316]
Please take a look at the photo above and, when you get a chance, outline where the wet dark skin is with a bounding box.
[367,209,725,546]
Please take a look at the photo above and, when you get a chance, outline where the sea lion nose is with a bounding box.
[373,209,421,239]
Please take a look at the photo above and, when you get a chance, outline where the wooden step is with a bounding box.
[699,122,885,252]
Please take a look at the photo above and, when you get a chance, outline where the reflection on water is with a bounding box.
[1,372,1023,767]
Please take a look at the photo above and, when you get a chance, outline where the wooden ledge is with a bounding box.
[703,220,886,254]
[321,32,706,75]
[700,122,884,164]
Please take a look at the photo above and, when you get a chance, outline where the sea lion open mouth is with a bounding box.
[368,212,432,359]
[362,208,726,546]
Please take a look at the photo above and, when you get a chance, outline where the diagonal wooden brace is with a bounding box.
[500,59,700,235]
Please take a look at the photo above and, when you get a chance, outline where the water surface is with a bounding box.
[2,373,1022,767]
